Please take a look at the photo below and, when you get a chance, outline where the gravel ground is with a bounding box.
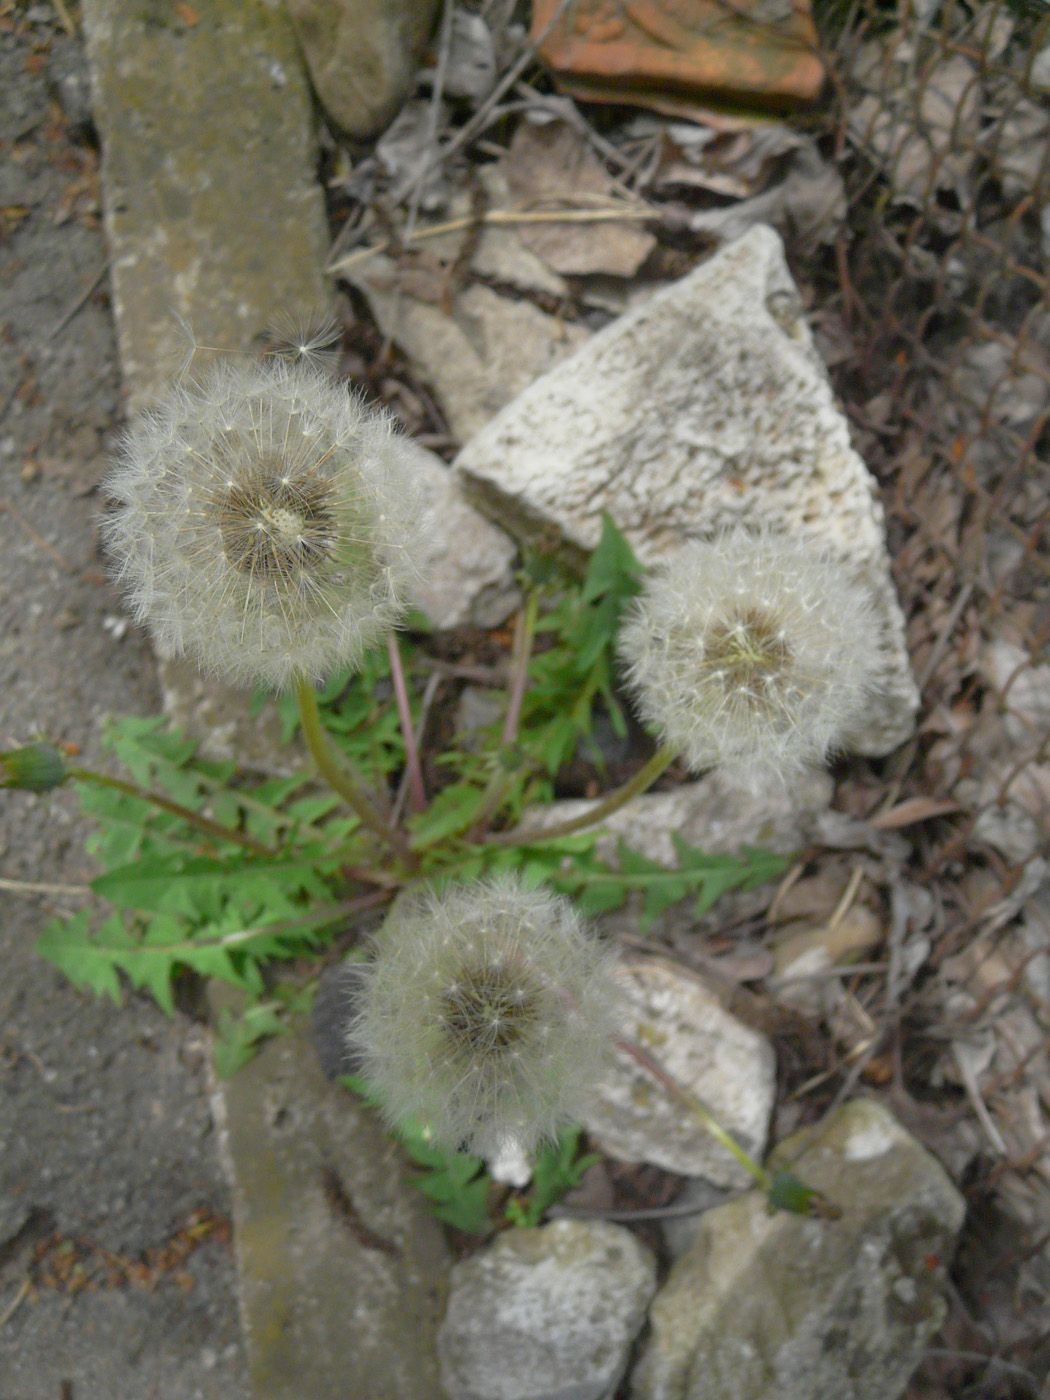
[0,13,247,1399]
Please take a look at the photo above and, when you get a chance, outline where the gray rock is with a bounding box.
[344,251,591,444]
[454,226,918,756]
[209,994,450,1400]
[81,0,330,409]
[439,1219,656,1400]
[632,1099,966,1400]
[584,957,775,1185]
[286,0,439,140]
[405,438,520,629]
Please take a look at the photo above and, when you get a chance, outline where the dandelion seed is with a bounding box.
[348,876,618,1159]
[259,308,342,369]
[101,358,429,691]
[618,529,881,784]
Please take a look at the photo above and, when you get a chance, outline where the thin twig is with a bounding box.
[401,0,457,239]
[47,263,107,340]
[0,1277,31,1328]
[953,1043,1008,1154]
[425,0,576,175]
[826,865,864,934]
[327,204,656,275]
[915,580,975,691]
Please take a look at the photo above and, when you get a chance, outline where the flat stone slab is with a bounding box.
[82,0,330,408]
[584,957,776,1185]
[455,225,918,756]
[83,0,338,764]
[632,1099,966,1400]
[438,1218,656,1400]
[209,1000,450,1400]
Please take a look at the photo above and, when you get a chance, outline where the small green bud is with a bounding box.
[0,743,68,793]
[766,1170,842,1219]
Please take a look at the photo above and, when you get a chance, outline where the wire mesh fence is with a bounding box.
[818,0,1050,1380]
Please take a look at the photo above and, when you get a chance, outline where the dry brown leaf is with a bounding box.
[500,121,655,278]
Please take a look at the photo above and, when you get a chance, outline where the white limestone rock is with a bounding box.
[343,252,590,444]
[632,1099,966,1400]
[454,225,918,756]
[584,957,775,1185]
[403,439,520,629]
[439,1219,656,1400]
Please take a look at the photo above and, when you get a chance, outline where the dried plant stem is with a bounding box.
[327,205,656,275]
[387,634,426,814]
[483,743,678,847]
[613,1032,772,1191]
[67,766,276,858]
[293,673,413,865]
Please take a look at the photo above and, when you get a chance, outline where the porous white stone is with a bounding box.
[632,1099,966,1400]
[584,958,776,1186]
[438,1218,656,1400]
[454,225,918,756]
[344,252,591,444]
[403,439,520,629]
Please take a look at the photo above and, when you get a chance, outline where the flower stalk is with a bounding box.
[614,1031,840,1218]
[387,634,426,814]
[66,765,277,857]
[483,742,677,847]
[294,673,414,865]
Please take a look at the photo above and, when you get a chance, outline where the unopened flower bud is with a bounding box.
[1,743,67,793]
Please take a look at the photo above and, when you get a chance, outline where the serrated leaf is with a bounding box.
[37,912,125,1003]
[581,512,643,603]
[408,783,486,848]
[212,1002,286,1079]
[91,852,329,915]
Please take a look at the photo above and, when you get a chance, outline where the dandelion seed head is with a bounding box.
[348,875,618,1159]
[102,358,430,691]
[618,529,881,785]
